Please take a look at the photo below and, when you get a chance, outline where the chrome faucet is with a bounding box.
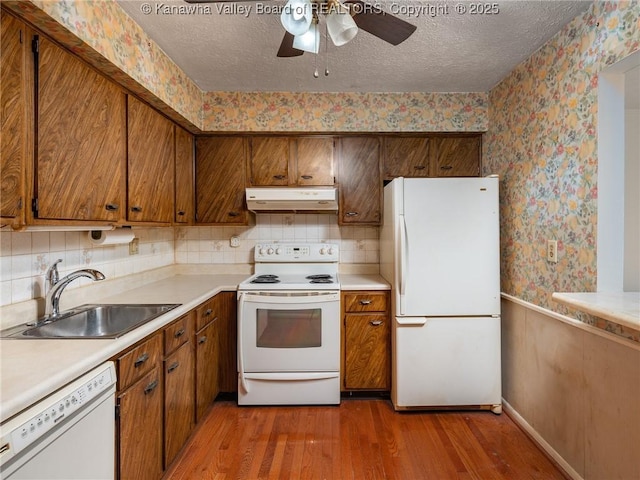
[44,259,105,319]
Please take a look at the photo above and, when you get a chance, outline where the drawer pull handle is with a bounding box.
[228,212,239,217]
[177,210,186,216]
[370,320,383,326]
[345,212,359,217]
[440,165,453,170]
[167,362,180,373]
[105,203,119,211]
[174,328,185,338]
[359,300,372,305]
[205,308,212,316]
[414,165,426,170]
[134,353,149,368]
[198,335,207,344]
[273,175,286,180]
[144,380,158,395]
[301,175,313,180]
[131,205,143,212]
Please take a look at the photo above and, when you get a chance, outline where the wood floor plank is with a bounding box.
[163,400,569,480]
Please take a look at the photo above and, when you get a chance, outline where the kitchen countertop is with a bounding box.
[551,291,640,331]
[1,270,390,424]
[0,274,246,423]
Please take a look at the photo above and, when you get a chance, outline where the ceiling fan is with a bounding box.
[184,0,416,58]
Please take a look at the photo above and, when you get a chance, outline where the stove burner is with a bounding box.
[310,278,334,284]
[306,274,332,280]
[251,275,280,284]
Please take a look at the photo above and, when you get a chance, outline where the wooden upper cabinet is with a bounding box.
[174,127,194,224]
[196,136,248,225]
[248,136,334,186]
[1,13,29,223]
[127,96,175,223]
[248,137,289,186]
[337,137,382,225]
[292,137,334,186]
[432,136,481,177]
[35,35,126,222]
[383,137,430,180]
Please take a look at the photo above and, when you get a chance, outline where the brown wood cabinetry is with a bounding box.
[195,136,248,225]
[194,295,220,421]
[248,136,334,186]
[1,13,29,224]
[216,291,238,393]
[383,137,430,179]
[174,126,194,224]
[341,291,390,391]
[127,95,175,223]
[337,137,382,225]
[116,333,164,480]
[163,313,194,468]
[432,136,481,177]
[35,34,126,223]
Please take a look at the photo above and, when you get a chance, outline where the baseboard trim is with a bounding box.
[502,399,582,480]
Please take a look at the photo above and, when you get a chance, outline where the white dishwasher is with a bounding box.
[0,362,116,480]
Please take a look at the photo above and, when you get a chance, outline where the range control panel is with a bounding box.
[254,243,339,263]
[0,362,116,465]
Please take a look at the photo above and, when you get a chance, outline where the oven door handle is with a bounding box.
[241,292,340,304]
[237,292,250,394]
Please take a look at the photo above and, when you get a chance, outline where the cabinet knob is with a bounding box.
[414,165,426,170]
[177,210,186,216]
[228,212,239,217]
[144,380,159,395]
[167,362,180,374]
[370,320,383,326]
[345,212,359,217]
[301,175,313,180]
[105,203,119,211]
[198,335,207,344]
[205,308,212,316]
[131,206,143,212]
[359,299,372,305]
[440,165,453,170]
[273,175,286,180]
[174,328,185,338]
[134,353,149,368]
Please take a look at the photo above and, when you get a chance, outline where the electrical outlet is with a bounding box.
[129,237,139,255]
[547,239,557,263]
[230,235,240,248]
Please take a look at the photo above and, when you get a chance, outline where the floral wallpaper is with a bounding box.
[202,91,488,132]
[484,1,640,332]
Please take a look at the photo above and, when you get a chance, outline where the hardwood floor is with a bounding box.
[164,399,568,480]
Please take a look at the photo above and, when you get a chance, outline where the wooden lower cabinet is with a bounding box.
[195,315,219,422]
[217,291,238,393]
[342,291,391,391]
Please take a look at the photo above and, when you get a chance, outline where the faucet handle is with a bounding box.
[47,259,63,287]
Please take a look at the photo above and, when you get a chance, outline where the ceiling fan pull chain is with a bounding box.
[313,44,319,78]
[325,21,330,76]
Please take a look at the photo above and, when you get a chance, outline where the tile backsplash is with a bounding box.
[0,214,379,307]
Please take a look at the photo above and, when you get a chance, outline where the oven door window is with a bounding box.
[256,308,321,348]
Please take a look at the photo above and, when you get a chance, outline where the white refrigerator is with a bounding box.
[380,177,502,413]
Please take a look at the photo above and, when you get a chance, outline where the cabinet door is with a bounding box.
[217,291,238,393]
[432,136,481,177]
[248,137,289,186]
[174,126,194,224]
[196,136,248,225]
[1,14,29,222]
[118,368,163,480]
[36,36,125,221]
[383,137,430,179]
[127,96,175,223]
[294,137,334,186]
[337,137,382,225]
[195,319,219,422]
[344,313,390,390]
[164,341,195,467]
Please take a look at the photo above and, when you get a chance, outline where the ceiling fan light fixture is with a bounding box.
[326,3,358,46]
[281,0,313,36]
[292,21,320,54]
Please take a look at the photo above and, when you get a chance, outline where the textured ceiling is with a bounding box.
[117,0,591,93]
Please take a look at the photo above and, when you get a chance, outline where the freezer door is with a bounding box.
[392,316,501,409]
[400,177,500,316]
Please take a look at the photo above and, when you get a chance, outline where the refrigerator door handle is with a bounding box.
[399,214,408,315]
[396,317,427,326]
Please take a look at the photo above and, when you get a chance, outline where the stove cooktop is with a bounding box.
[241,273,340,291]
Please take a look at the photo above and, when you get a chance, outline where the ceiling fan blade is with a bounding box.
[345,0,416,45]
[277,32,304,58]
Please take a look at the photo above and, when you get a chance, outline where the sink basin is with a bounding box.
[1,304,181,339]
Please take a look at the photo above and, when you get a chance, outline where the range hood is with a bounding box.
[246,187,338,213]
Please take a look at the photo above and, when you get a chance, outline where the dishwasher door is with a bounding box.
[0,362,116,480]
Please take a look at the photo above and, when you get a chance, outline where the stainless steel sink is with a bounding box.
[1,304,181,339]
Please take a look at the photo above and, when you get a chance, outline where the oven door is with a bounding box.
[238,291,340,375]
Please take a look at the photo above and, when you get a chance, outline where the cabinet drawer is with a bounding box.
[343,293,387,312]
[195,296,220,331]
[118,333,163,390]
[164,313,192,355]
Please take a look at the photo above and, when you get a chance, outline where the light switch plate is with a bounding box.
[129,237,139,255]
[547,239,557,263]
